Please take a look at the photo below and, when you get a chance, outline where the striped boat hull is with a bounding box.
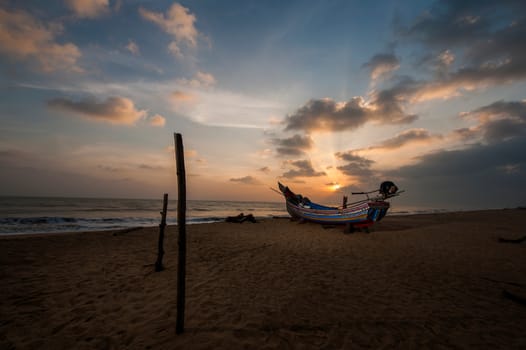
[285,200,390,226]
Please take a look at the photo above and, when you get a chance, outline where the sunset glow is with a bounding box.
[330,183,341,192]
[1,1,525,209]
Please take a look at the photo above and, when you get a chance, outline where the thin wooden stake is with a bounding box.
[155,193,168,272]
[174,133,187,334]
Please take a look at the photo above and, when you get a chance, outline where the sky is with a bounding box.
[1,0,525,210]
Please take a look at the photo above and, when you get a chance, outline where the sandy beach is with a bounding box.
[1,209,526,349]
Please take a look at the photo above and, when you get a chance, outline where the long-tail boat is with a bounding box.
[278,181,401,228]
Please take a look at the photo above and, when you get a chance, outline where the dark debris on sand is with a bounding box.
[225,213,257,223]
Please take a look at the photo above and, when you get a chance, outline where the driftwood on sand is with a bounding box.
[225,213,257,223]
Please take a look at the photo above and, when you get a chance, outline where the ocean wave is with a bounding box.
[0,217,78,225]
[0,197,288,235]
[188,217,224,224]
[0,215,228,234]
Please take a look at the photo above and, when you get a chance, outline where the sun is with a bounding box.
[330,183,341,191]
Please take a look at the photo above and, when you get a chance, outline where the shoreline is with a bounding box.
[1,207,523,237]
[1,209,525,348]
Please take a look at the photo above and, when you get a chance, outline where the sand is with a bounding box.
[1,209,526,349]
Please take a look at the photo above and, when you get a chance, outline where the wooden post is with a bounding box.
[155,193,168,272]
[174,133,187,334]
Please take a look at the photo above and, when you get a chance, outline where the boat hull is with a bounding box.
[285,200,390,226]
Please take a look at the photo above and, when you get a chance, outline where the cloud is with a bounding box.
[363,53,400,81]
[229,175,262,185]
[284,3,526,136]
[418,62,526,100]
[283,96,417,133]
[437,50,455,67]
[478,118,526,144]
[370,75,477,107]
[401,6,489,48]
[364,128,441,151]
[48,96,147,125]
[281,160,326,179]
[148,114,166,127]
[337,166,375,187]
[0,8,82,73]
[139,2,199,58]
[335,151,375,178]
[400,1,526,49]
[169,90,198,113]
[126,39,139,55]
[273,134,313,157]
[195,71,216,86]
[172,90,196,102]
[65,0,110,18]
[397,1,526,94]
[456,100,526,143]
[176,71,216,88]
[259,166,270,173]
[392,136,526,208]
[168,41,183,58]
[463,100,526,122]
[172,87,281,128]
[417,50,456,77]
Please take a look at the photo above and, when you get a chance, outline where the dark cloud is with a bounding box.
[273,134,313,157]
[370,64,518,106]
[399,1,526,91]
[258,166,270,173]
[48,96,146,125]
[229,176,262,185]
[456,100,526,143]
[432,57,526,95]
[337,162,375,178]
[335,151,374,165]
[465,100,526,120]
[283,96,417,133]
[363,53,400,80]
[415,50,455,77]
[400,1,526,47]
[370,78,422,117]
[401,1,491,48]
[479,119,526,143]
[366,128,441,150]
[450,127,479,142]
[392,136,526,209]
[335,151,375,178]
[281,160,326,179]
[284,98,367,132]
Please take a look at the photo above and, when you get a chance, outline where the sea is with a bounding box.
[0,196,289,235]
